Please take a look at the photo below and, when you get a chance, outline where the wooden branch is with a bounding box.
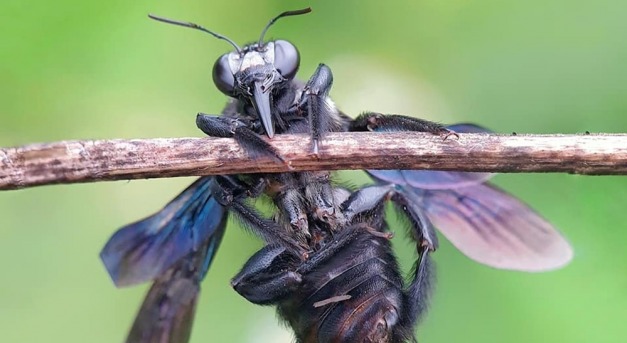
[1,132,626,191]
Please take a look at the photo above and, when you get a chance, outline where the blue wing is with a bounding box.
[367,123,573,271]
[100,176,228,287]
[124,227,226,343]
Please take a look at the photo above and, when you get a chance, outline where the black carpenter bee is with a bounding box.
[100,8,573,343]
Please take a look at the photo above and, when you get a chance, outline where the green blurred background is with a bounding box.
[1,0,626,342]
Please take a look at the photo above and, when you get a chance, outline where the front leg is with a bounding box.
[300,64,344,154]
[196,113,286,163]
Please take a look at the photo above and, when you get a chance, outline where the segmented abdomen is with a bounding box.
[279,233,409,343]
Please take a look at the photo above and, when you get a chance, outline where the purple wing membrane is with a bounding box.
[403,183,572,271]
[367,123,573,271]
[100,177,228,287]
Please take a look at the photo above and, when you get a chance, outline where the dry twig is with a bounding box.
[1,132,625,191]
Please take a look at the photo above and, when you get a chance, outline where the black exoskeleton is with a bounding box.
[100,7,572,343]
[187,10,444,342]
[231,183,435,343]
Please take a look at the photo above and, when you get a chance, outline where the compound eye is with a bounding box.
[273,40,300,80]
[212,54,235,95]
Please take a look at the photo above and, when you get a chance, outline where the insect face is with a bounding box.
[150,8,309,138]
[213,40,300,137]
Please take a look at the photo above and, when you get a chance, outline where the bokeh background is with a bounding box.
[1,0,626,342]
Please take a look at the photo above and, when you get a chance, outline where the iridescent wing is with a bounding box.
[367,124,573,271]
[124,225,226,343]
[100,176,228,286]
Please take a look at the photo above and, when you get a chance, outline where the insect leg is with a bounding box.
[196,113,286,163]
[231,245,302,305]
[384,189,437,327]
[341,184,392,222]
[301,171,339,228]
[404,245,435,328]
[389,189,439,251]
[350,112,454,137]
[214,176,307,256]
[300,63,337,154]
[341,184,438,249]
[270,173,310,240]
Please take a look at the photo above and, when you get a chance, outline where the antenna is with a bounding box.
[258,7,312,47]
[148,14,242,54]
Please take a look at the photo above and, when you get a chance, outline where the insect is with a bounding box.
[100,8,573,343]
